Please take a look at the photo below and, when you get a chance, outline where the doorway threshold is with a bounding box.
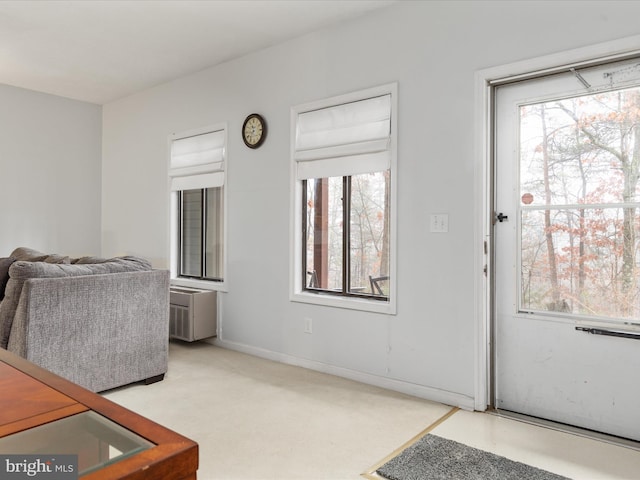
[489,408,640,452]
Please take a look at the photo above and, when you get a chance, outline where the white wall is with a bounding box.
[101,1,640,407]
[0,84,102,257]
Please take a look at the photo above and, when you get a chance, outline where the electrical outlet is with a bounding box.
[304,317,313,334]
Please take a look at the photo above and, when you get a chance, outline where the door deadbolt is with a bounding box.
[496,212,509,223]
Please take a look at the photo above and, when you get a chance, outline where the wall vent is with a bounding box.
[169,287,217,342]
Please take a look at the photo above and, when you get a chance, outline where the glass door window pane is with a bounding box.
[519,86,640,321]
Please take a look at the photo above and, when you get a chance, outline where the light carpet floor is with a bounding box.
[104,341,640,480]
[103,341,451,479]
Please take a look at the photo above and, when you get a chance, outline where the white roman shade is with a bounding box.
[294,94,391,180]
[170,129,225,190]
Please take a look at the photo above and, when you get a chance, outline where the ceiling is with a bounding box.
[0,0,397,104]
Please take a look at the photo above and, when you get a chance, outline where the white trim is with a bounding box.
[474,69,493,412]
[171,277,228,293]
[213,337,475,410]
[291,290,394,315]
[480,35,640,87]
[474,34,640,412]
[170,123,227,143]
[168,122,229,293]
[289,83,398,315]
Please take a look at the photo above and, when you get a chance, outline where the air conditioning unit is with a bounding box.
[169,287,217,342]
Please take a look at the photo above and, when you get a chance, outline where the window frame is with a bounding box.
[169,123,228,292]
[290,84,398,314]
[301,174,390,302]
[176,187,224,282]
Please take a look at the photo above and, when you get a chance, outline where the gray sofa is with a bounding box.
[0,247,169,392]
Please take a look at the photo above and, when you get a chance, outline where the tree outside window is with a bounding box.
[303,170,390,298]
[519,86,640,320]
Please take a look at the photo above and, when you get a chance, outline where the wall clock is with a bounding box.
[242,113,267,149]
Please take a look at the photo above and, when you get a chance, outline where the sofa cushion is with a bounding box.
[72,256,109,264]
[10,247,48,262]
[0,256,152,349]
[44,254,71,264]
[0,257,16,301]
[9,257,152,281]
[10,248,70,264]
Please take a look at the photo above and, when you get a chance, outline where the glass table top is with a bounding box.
[0,410,155,475]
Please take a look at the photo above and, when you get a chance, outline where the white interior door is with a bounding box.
[494,56,640,441]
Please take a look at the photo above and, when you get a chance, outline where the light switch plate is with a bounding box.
[430,214,449,233]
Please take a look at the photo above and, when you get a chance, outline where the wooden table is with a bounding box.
[0,348,198,479]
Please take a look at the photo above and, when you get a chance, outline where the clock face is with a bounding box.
[242,114,266,148]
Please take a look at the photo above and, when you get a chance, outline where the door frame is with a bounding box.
[474,35,640,412]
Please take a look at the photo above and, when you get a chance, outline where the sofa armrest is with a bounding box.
[7,270,169,392]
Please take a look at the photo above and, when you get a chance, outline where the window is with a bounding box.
[170,126,226,286]
[518,81,640,319]
[291,84,397,313]
[177,187,224,280]
[303,173,390,296]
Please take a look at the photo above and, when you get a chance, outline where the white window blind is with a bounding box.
[170,129,225,191]
[294,94,391,180]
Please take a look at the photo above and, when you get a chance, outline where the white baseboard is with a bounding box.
[211,338,475,411]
